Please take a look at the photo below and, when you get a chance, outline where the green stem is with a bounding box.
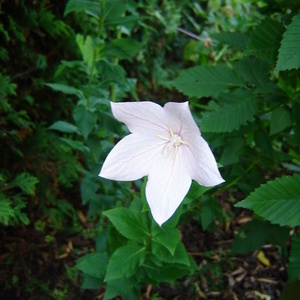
[86,0,106,106]
[111,26,122,102]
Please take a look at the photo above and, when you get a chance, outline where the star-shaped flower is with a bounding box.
[99,101,224,225]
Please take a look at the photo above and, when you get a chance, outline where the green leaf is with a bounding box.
[103,208,149,240]
[103,38,143,60]
[10,173,39,195]
[104,242,145,281]
[288,232,300,282]
[275,13,300,73]
[235,174,300,227]
[219,137,244,166]
[104,277,137,300]
[81,274,103,289]
[76,34,95,68]
[49,121,79,134]
[152,241,190,266]
[172,65,244,98]
[184,181,211,204]
[151,222,180,255]
[76,252,109,279]
[144,261,195,283]
[45,83,84,98]
[270,106,292,135]
[234,57,271,87]
[246,18,284,65]
[201,90,258,133]
[73,104,96,140]
[0,194,15,225]
[211,31,249,49]
[232,219,290,254]
[64,0,101,18]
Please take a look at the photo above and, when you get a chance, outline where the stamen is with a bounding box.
[156,125,189,160]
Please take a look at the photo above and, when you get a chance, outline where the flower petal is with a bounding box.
[99,133,166,181]
[184,136,225,186]
[111,101,171,135]
[146,151,192,226]
[164,102,200,136]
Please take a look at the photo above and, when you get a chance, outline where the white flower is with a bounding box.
[99,101,224,225]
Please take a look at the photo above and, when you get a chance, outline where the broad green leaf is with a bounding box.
[81,274,103,289]
[201,90,258,132]
[232,219,290,254]
[73,104,96,140]
[172,65,244,98]
[104,242,145,281]
[270,106,292,135]
[60,138,89,153]
[151,222,180,255]
[80,176,99,205]
[235,174,300,226]
[104,277,137,300]
[76,34,94,68]
[45,83,84,98]
[219,137,244,166]
[49,121,79,134]
[103,208,149,240]
[246,18,284,65]
[64,0,101,18]
[103,38,143,60]
[152,241,190,266]
[183,181,211,204]
[144,261,195,283]
[200,198,220,230]
[234,57,271,87]
[288,232,300,282]
[211,31,249,49]
[275,13,300,73]
[76,252,109,279]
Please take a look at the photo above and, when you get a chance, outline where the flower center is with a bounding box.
[157,125,189,159]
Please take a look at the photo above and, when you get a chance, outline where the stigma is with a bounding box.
[157,125,189,159]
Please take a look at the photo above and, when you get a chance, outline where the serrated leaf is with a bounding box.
[76,252,108,279]
[211,31,249,49]
[144,261,195,283]
[103,208,149,240]
[275,13,300,73]
[270,106,292,135]
[201,90,258,132]
[104,277,136,300]
[45,83,84,98]
[246,18,284,65]
[234,57,271,87]
[172,65,244,98]
[49,121,79,134]
[152,241,190,266]
[288,232,300,281]
[232,219,290,254]
[151,222,180,255]
[104,242,145,281]
[235,174,300,226]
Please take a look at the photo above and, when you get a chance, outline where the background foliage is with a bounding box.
[1,0,300,299]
